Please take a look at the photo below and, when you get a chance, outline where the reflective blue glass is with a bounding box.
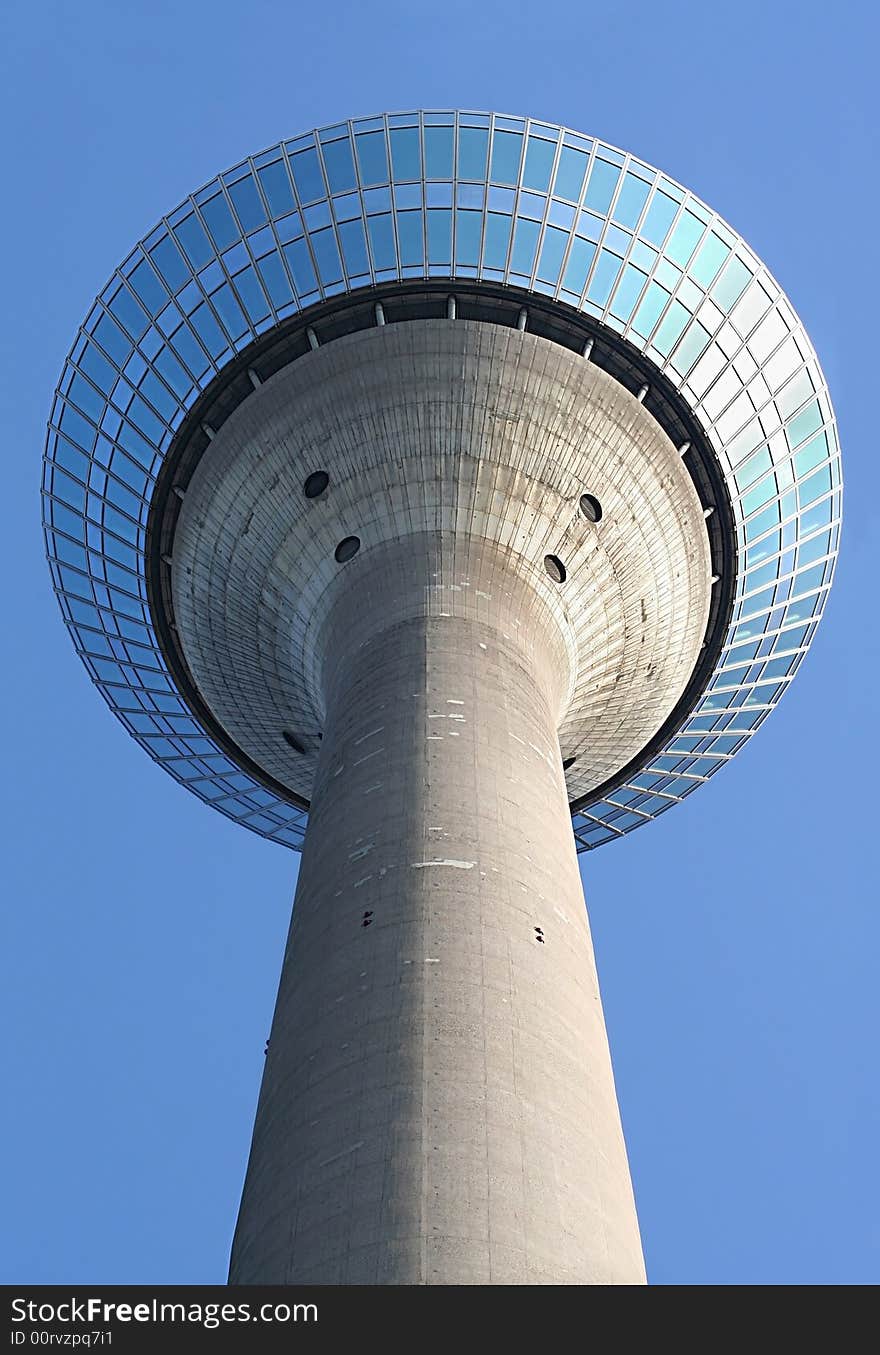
[356,132,388,186]
[43,110,840,855]
[584,160,619,213]
[228,177,266,233]
[391,128,420,181]
[613,173,649,229]
[523,136,555,192]
[458,127,488,180]
[322,138,357,194]
[489,130,522,184]
[258,161,295,216]
[424,126,454,179]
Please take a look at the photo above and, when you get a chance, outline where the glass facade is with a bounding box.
[42,111,842,852]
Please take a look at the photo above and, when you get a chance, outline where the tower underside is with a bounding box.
[171,319,711,1284]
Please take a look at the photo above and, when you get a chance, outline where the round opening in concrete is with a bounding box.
[282,730,307,754]
[562,756,577,770]
[303,470,329,499]
[544,554,567,583]
[335,536,361,563]
[579,493,602,523]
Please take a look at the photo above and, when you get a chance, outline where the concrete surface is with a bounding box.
[229,539,647,1284]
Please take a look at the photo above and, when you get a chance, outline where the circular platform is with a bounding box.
[42,111,841,851]
[170,321,711,809]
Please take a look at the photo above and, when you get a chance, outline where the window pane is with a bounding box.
[483,212,512,269]
[258,161,294,216]
[510,217,540,274]
[455,209,482,266]
[322,138,357,194]
[425,127,454,179]
[200,195,239,251]
[536,226,567,284]
[562,237,595,294]
[228,177,267,233]
[339,218,369,275]
[584,160,619,213]
[523,136,555,192]
[554,146,588,202]
[290,148,325,204]
[641,191,677,247]
[396,211,424,265]
[489,130,522,184]
[458,127,488,179]
[367,214,396,270]
[356,132,388,186]
[283,238,317,294]
[427,208,452,263]
[390,128,420,181]
[613,173,650,229]
[174,214,213,269]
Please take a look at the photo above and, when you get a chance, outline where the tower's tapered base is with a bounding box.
[228,538,646,1284]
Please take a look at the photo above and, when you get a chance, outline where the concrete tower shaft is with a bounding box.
[229,538,646,1284]
[171,317,711,1283]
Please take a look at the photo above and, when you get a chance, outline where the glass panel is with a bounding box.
[228,176,267,233]
[309,228,343,284]
[799,464,832,507]
[641,191,677,246]
[610,264,645,321]
[128,259,167,316]
[711,255,752,309]
[396,211,424,266]
[794,430,829,477]
[483,212,512,269]
[322,138,357,194]
[424,126,454,179]
[283,238,317,294]
[613,173,650,228]
[584,160,619,213]
[356,131,388,186]
[536,226,568,284]
[691,233,729,288]
[258,161,295,215]
[522,136,555,192]
[554,146,588,202]
[511,217,540,275]
[367,214,396,270]
[653,299,689,355]
[489,130,522,184]
[211,283,248,338]
[200,194,239,251]
[111,286,150,341]
[666,210,704,267]
[562,237,595,295]
[631,281,669,337]
[338,218,370,275]
[256,252,293,307]
[458,127,488,179]
[787,400,822,448]
[587,249,621,306]
[231,268,269,323]
[290,148,325,204]
[455,209,482,266]
[427,208,452,263]
[150,236,189,292]
[391,127,421,181]
[174,215,213,269]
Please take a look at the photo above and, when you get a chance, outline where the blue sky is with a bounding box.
[1,0,877,1285]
